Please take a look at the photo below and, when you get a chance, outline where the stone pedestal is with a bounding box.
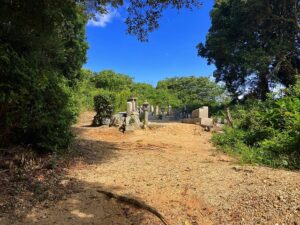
[142,101,150,127]
[144,111,149,126]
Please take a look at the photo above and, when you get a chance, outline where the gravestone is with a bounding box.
[126,102,132,117]
[192,106,209,119]
[168,105,172,116]
[155,106,159,116]
[200,106,209,118]
[127,96,138,112]
[150,105,154,113]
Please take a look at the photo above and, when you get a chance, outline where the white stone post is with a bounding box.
[126,102,132,116]
[155,106,159,116]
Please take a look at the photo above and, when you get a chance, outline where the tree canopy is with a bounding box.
[0,1,88,151]
[157,76,227,111]
[77,0,202,41]
[92,70,134,91]
[198,0,300,100]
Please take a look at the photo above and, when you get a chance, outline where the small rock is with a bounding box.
[59,179,69,187]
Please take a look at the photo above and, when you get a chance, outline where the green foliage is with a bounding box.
[77,0,201,42]
[1,0,202,153]
[213,81,300,169]
[92,70,134,91]
[87,70,133,112]
[157,76,228,112]
[125,0,201,41]
[199,0,300,100]
[92,92,115,126]
[132,83,157,105]
[78,70,227,115]
[75,69,99,111]
[114,89,132,112]
[0,1,88,152]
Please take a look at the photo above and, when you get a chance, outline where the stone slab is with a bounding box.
[200,118,213,127]
[191,106,209,119]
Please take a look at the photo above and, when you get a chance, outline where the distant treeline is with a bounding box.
[77,69,229,114]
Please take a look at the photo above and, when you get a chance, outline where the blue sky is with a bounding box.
[84,0,215,86]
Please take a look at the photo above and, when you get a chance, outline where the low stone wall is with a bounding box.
[182,118,202,124]
[182,117,213,127]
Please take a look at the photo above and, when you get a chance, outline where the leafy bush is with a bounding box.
[213,81,300,169]
[0,1,87,153]
[92,92,115,126]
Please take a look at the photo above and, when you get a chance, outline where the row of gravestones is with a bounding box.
[126,97,171,116]
[110,97,165,132]
[110,96,226,132]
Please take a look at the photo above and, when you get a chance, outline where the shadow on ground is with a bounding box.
[0,132,163,225]
[13,179,163,225]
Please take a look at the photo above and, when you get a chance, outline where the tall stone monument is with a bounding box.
[155,105,159,116]
[142,101,150,127]
[127,96,137,112]
[126,102,132,116]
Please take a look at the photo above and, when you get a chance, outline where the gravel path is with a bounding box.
[12,112,300,225]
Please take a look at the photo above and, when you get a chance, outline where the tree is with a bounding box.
[198,0,300,100]
[92,70,134,91]
[125,0,202,41]
[132,83,157,105]
[77,0,202,41]
[157,76,226,111]
[0,1,88,151]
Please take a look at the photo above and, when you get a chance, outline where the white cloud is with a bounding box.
[87,9,119,27]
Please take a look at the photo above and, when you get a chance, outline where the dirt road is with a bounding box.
[10,112,300,225]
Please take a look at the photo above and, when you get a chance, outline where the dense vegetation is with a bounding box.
[1,0,299,169]
[200,0,300,169]
[0,0,201,153]
[198,0,299,101]
[213,80,300,169]
[0,1,88,152]
[156,76,229,112]
[77,69,226,114]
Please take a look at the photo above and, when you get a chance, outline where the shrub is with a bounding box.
[213,81,300,169]
[0,1,87,153]
[92,92,115,126]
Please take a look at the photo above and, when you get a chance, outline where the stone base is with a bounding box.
[182,117,213,127]
[125,113,141,131]
[200,118,213,127]
[125,125,135,132]
[182,118,202,124]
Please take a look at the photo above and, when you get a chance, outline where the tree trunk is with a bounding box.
[258,72,270,101]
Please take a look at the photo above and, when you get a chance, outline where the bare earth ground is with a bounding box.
[2,111,300,225]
